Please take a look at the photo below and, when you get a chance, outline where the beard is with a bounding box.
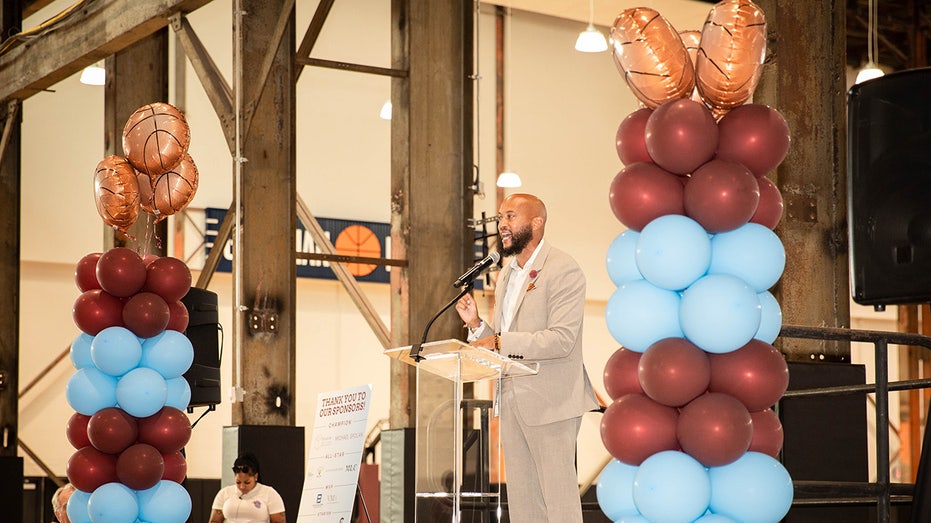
[500,223,533,257]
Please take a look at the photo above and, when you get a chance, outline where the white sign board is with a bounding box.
[297,384,373,522]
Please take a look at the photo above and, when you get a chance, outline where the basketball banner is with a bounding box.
[204,208,392,284]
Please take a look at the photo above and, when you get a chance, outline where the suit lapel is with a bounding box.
[506,242,551,330]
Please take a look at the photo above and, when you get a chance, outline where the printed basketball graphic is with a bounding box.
[122,102,191,178]
[334,225,381,277]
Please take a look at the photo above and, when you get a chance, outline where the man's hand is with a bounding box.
[455,293,481,329]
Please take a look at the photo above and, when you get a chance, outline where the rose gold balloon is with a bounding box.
[94,155,140,232]
[610,7,695,109]
[679,30,704,103]
[696,0,767,115]
[122,102,191,177]
[148,153,199,218]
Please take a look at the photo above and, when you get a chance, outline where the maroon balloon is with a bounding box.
[122,292,171,338]
[749,408,784,458]
[644,98,719,175]
[143,257,192,303]
[708,339,789,411]
[677,392,752,467]
[616,108,653,165]
[117,443,165,490]
[603,347,644,400]
[66,412,92,449]
[75,253,103,292]
[73,289,124,335]
[96,247,147,298]
[166,300,190,332]
[66,446,118,492]
[142,254,160,266]
[684,159,760,233]
[609,162,686,232]
[638,337,710,407]
[601,393,679,466]
[716,104,791,177]
[87,407,139,454]
[138,407,192,453]
[162,450,188,483]
[750,176,784,229]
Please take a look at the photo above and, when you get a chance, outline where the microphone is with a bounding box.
[453,251,500,288]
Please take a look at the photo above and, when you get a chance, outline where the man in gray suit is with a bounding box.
[456,193,600,522]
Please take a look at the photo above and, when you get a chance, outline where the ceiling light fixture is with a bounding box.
[575,0,608,53]
[80,62,105,86]
[855,0,884,84]
[379,100,392,120]
[498,6,522,189]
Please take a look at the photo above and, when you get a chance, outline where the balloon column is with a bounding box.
[67,249,195,523]
[66,101,201,523]
[94,102,199,235]
[599,2,794,522]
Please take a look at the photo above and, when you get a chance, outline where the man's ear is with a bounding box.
[532,216,544,231]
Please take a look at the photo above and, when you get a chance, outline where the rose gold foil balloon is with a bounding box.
[610,7,695,109]
[147,153,199,218]
[696,0,767,115]
[679,29,705,103]
[122,102,191,177]
[94,155,140,232]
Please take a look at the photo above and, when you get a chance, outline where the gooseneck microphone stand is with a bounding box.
[409,280,475,362]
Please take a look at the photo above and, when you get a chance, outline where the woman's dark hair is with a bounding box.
[232,452,261,475]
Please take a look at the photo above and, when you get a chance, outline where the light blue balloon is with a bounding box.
[607,230,643,287]
[67,489,93,523]
[596,459,640,520]
[755,291,782,344]
[680,274,761,354]
[636,215,711,291]
[91,326,142,377]
[71,333,95,369]
[633,451,710,523]
[137,480,192,523]
[116,368,168,417]
[66,368,118,415]
[695,515,738,522]
[140,330,195,379]
[606,280,683,352]
[616,516,650,523]
[708,452,794,523]
[709,223,786,292]
[88,482,139,523]
[165,376,192,411]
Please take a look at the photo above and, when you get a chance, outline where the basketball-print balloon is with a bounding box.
[147,153,199,219]
[695,0,767,115]
[94,155,140,233]
[610,7,695,109]
[122,102,191,177]
[679,29,702,68]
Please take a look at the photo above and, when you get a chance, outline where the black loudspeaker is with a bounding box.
[182,287,222,408]
[848,67,931,307]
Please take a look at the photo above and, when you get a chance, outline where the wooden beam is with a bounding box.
[294,0,335,82]
[234,0,297,427]
[296,195,392,348]
[242,0,295,138]
[0,0,212,102]
[169,13,235,153]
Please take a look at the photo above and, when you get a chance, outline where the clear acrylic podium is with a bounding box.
[385,339,538,522]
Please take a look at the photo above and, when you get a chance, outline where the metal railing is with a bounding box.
[780,324,931,523]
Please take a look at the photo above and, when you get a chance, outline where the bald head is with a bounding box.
[498,193,548,263]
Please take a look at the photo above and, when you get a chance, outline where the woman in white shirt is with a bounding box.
[209,453,285,523]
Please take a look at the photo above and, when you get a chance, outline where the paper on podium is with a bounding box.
[385,338,538,383]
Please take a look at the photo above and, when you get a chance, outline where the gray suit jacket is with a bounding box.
[476,241,599,426]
